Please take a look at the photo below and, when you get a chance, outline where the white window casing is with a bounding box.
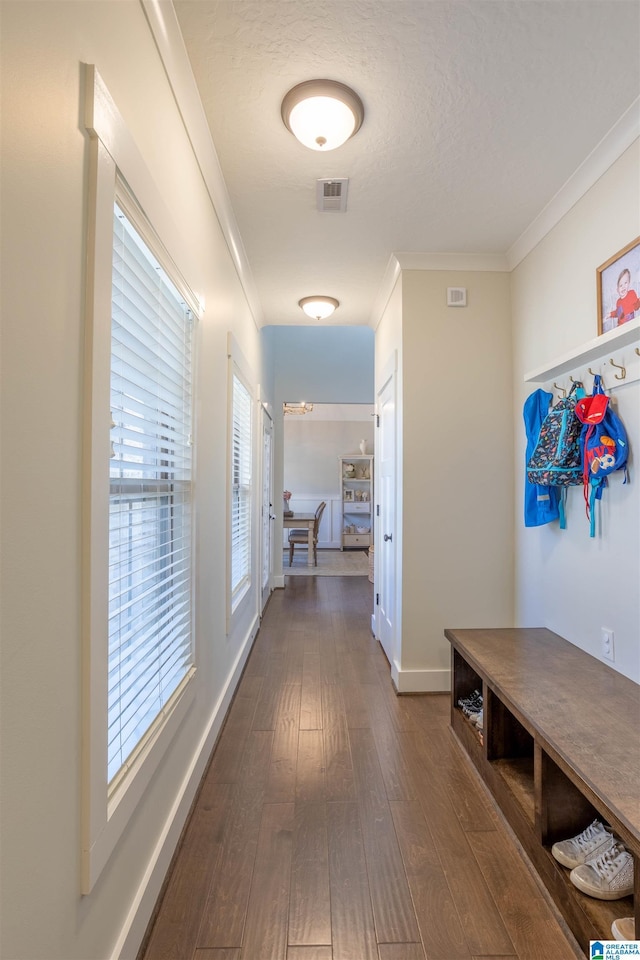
[82,66,201,893]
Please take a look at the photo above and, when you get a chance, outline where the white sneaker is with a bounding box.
[551,819,615,869]
[611,917,635,941]
[569,841,634,900]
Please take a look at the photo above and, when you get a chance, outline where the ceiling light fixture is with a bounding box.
[298,296,340,321]
[281,80,364,151]
[284,402,314,416]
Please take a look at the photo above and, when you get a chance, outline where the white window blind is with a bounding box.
[109,202,194,785]
[231,373,252,608]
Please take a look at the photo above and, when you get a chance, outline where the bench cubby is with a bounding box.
[446,627,639,955]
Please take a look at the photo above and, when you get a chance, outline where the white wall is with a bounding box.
[400,269,515,687]
[0,3,264,958]
[284,414,374,547]
[512,141,640,682]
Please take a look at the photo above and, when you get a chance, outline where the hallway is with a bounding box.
[140,577,580,960]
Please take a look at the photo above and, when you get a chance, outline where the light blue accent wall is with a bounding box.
[262,325,374,403]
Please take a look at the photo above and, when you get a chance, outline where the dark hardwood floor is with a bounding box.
[139,576,582,960]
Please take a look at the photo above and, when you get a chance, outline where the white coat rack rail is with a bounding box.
[524,316,640,394]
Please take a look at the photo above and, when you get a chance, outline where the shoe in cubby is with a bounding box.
[551,819,615,869]
[611,917,636,941]
[569,840,634,900]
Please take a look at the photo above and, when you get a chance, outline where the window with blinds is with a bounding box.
[109,202,194,785]
[231,373,252,609]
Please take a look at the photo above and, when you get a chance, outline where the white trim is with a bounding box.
[394,252,509,272]
[226,333,258,632]
[112,613,259,960]
[140,0,263,329]
[82,66,200,894]
[391,664,451,694]
[370,106,639,330]
[507,99,640,270]
[524,314,640,383]
[370,252,508,330]
[370,255,401,330]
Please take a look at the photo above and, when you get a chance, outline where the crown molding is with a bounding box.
[140,0,264,329]
[507,97,640,271]
[369,252,508,329]
[394,252,509,272]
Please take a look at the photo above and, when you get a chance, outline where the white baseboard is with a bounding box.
[113,614,260,960]
[391,663,451,694]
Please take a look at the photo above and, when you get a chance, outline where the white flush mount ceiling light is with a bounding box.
[282,80,364,151]
[298,296,340,321]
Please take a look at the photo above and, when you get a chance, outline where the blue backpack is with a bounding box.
[526,381,585,527]
[575,375,629,537]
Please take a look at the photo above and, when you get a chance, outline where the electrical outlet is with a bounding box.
[601,628,615,662]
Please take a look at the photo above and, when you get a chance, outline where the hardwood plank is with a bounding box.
[377,945,426,960]
[300,652,323,730]
[286,948,333,960]
[348,727,421,944]
[389,800,471,960]
[408,731,516,956]
[327,801,378,960]
[296,729,326,802]
[196,788,265,949]
[322,684,356,802]
[467,828,583,960]
[193,950,240,960]
[252,674,286,730]
[236,729,274,794]
[240,802,295,960]
[265,684,302,803]
[371,722,418,802]
[288,801,331,947]
[204,679,263,784]
[341,680,371,729]
[143,783,236,960]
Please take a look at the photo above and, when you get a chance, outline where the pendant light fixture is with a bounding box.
[281,80,364,151]
[298,296,340,321]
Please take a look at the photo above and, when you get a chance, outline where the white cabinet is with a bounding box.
[339,456,373,550]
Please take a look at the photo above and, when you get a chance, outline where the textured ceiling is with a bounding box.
[173,0,639,327]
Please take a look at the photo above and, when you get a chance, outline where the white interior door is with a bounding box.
[376,366,397,665]
[261,407,274,612]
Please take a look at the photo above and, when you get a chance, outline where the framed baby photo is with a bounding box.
[343,489,354,502]
[596,236,640,335]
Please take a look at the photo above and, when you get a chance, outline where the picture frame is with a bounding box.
[343,489,353,502]
[596,237,640,335]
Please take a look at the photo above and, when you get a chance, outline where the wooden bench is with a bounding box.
[445,626,640,955]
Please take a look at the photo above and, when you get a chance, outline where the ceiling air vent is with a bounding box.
[316,178,349,213]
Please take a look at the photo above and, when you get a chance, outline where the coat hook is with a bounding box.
[588,367,597,377]
[609,358,626,380]
[553,382,567,398]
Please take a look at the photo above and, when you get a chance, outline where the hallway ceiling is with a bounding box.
[173,0,639,327]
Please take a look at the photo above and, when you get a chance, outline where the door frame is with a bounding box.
[375,351,399,672]
[260,401,274,613]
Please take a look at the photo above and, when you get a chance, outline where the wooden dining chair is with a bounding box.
[288,501,326,566]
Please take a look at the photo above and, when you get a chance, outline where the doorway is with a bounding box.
[282,402,374,575]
